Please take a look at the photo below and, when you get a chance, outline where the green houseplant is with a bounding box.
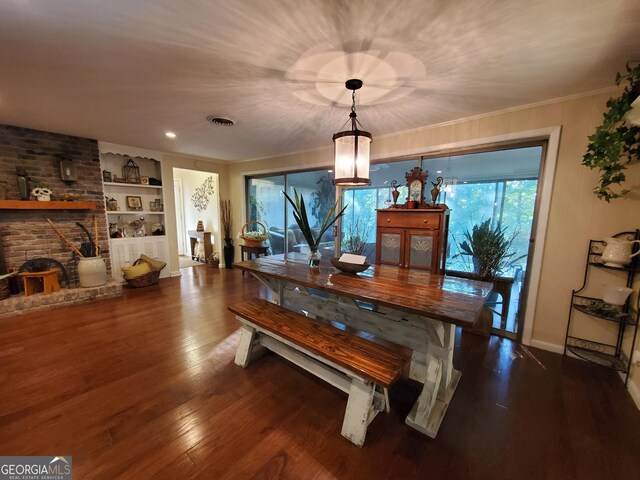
[283,188,347,268]
[583,63,640,202]
[456,219,523,281]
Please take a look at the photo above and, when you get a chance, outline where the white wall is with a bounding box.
[173,168,220,257]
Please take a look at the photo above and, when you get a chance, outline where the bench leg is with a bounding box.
[341,378,376,447]
[234,325,257,367]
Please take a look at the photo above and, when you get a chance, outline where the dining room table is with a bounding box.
[234,253,492,438]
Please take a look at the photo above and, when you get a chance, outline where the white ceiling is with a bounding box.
[0,0,639,161]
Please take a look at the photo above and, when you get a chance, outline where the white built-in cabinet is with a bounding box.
[100,151,170,282]
[109,236,169,282]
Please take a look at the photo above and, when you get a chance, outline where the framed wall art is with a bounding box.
[126,196,143,211]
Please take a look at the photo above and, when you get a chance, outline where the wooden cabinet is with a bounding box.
[375,208,449,273]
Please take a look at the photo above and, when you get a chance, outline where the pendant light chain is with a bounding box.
[351,89,357,115]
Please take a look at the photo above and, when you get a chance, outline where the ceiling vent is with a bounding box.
[206,116,235,126]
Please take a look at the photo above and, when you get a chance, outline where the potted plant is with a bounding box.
[583,63,640,202]
[456,218,523,281]
[283,189,347,269]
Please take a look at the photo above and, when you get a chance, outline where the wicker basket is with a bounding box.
[125,259,161,288]
[241,221,268,247]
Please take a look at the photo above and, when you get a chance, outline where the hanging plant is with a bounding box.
[191,176,216,212]
[583,63,640,202]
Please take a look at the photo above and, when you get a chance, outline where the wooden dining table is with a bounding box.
[234,253,492,438]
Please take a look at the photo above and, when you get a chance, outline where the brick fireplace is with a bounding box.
[0,124,119,312]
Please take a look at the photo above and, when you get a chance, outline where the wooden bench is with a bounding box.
[229,298,409,447]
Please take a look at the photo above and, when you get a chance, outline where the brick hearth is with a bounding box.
[0,282,122,318]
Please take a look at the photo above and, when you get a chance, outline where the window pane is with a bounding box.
[501,179,538,274]
[248,175,285,254]
[286,171,336,257]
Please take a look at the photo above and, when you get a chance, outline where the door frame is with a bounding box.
[173,177,187,256]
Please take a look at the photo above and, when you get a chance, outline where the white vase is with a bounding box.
[78,257,107,287]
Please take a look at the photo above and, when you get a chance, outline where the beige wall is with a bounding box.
[225,92,640,398]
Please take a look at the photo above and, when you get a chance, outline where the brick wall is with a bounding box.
[0,124,111,284]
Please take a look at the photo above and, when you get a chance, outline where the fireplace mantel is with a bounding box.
[0,200,96,210]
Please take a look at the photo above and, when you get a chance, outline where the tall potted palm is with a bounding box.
[283,189,347,269]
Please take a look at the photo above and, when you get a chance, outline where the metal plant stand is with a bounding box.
[564,230,640,386]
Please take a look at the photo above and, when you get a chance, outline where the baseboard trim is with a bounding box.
[529,339,565,355]
[170,270,182,277]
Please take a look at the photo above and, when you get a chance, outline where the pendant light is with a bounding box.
[332,79,372,186]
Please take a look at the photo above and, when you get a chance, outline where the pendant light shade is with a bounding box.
[333,79,372,186]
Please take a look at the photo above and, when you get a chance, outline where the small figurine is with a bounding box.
[390,180,400,208]
[430,177,444,205]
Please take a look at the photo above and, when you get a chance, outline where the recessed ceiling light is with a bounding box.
[327,170,333,173]
[436,170,442,173]
[165,131,176,138]
[206,116,235,126]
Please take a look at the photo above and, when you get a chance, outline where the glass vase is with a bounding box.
[307,249,321,270]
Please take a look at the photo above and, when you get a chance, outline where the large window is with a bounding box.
[247,146,542,281]
[338,147,541,274]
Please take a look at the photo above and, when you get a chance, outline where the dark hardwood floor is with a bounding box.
[1,266,639,479]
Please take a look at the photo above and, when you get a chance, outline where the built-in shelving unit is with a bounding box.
[0,200,96,210]
[564,230,640,385]
[100,151,169,281]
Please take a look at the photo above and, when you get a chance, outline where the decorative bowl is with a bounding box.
[330,258,371,274]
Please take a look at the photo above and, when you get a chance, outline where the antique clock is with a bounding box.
[405,166,428,207]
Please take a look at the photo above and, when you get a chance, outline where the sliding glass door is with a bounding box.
[247,169,336,256]
[247,175,285,253]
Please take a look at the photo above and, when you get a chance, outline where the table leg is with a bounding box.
[405,321,460,438]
